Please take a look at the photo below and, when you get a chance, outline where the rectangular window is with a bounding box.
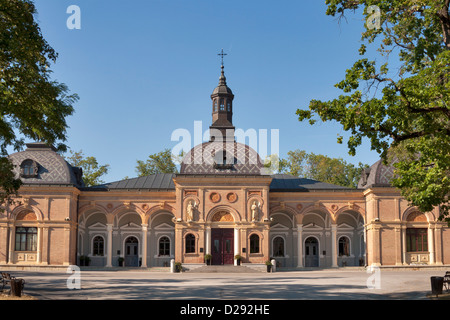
[15,227,37,251]
[406,228,428,252]
[185,235,196,253]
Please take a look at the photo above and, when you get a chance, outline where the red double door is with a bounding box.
[211,228,234,265]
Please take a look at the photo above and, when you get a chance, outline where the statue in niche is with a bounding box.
[251,200,261,222]
[186,200,198,222]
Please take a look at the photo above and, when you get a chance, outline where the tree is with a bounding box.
[267,149,368,189]
[136,149,179,176]
[0,0,78,203]
[297,0,450,220]
[0,157,22,210]
[67,150,109,187]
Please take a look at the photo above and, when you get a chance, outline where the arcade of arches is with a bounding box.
[1,185,448,269]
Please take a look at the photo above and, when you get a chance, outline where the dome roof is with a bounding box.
[212,84,233,95]
[211,65,233,96]
[180,141,266,175]
[8,142,84,186]
[358,158,398,189]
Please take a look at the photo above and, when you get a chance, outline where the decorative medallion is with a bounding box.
[331,204,338,212]
[210,192,221,203]
[141,204,149,211]
[212,211,234,222]
[296,204,303,211]
[226,192,237,203]
[107,203,114,210]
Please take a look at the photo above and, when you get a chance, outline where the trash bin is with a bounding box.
[431,276,444,295]
[10,279,25,297]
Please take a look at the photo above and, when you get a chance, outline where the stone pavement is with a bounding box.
[3,267,448,301]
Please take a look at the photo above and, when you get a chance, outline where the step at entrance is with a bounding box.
[187,265,262,273]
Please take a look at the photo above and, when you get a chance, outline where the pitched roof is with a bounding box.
[269,174,353,192]
[83,173,354,192]
[85,173,176,191]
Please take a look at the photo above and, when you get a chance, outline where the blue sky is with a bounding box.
[31,0,382,182]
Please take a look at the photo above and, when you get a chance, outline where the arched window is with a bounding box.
[250,234,260,253]
[185,234,195,253]
[227,100,231,112]
[159,236,170,256]
[213,99,218,112]
[339,236,350,256]
[273,237,285,257]
[20,159,38,178]
[219,98,225,111]
[93,236,104,256]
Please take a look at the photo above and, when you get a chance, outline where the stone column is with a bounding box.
[141,224,148,268]
[41,226,49,265]
[428,223,435,265]
[37,226,42,264]
[234,227,240,266]
[0,226,7,264]
[297,225,303,268]
[331,224,338,267]
[394,226,402,265]
[371,222,382,266]
[63,226,71,266]
[401,225,407,265]
[106,224,113,267]
[434,224,443,265]
[205,226,211,255]
[8,225,15,264]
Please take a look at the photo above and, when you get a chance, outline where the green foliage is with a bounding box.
[136,148,179,176]
[0,0,77,204]
[67,150,109,187]
[267,149,368,189]
[0,157,22,211]
[297,0,450,218]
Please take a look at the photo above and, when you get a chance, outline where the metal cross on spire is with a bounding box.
[218,49,227,67]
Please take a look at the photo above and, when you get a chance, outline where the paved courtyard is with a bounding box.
[4,268,447,301]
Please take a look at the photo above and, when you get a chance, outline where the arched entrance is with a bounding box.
[305,237,319,267]
[125,236,139,267]
[209,210,235,265]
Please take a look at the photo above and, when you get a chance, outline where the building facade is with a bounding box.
[1,66,449,269]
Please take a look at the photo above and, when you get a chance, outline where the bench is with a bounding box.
[1,273,16,292]
[1,273,25,296]
[444,271,450,292]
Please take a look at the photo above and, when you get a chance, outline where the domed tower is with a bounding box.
[209,54,235,142]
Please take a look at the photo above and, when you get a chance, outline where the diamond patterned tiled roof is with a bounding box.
[358,158,397,189]
[8,142,83,186]
[180,141,266,175]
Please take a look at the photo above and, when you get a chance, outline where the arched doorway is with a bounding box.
[125,236,139,267]
[305,237,319,267]
[209,210,235,265]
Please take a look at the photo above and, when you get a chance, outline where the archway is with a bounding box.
[124,236,139,267]
[305,237,319,267]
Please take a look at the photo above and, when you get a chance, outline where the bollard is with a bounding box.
[170,259,175,273]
